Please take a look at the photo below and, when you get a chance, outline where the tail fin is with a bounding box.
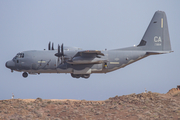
[138,11,172,52]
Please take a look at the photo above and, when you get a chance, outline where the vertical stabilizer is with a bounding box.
[138,11,171,52]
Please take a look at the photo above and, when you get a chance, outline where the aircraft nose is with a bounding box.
[5,60,15,69]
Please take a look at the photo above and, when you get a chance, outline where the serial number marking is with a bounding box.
[155,43,162,46]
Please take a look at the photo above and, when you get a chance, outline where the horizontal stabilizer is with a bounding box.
[146,51,173,55]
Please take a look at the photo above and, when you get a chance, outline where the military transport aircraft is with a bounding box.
[5,11,172,79]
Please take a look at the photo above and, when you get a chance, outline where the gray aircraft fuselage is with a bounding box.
[5,11,173,78]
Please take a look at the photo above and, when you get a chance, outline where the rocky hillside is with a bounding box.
[0,89,180,120]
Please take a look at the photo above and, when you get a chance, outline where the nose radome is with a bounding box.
[5,62,8,68]
[5,60,15,69]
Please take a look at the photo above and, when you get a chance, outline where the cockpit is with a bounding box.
[13,53,24,60]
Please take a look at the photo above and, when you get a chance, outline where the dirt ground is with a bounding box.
[0,88,180,120]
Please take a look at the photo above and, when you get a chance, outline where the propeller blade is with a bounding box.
[55,44,60,57]
[61,43,64,55]
[52,43,54,50]
[48,42,51,50]
[58,44,60,55]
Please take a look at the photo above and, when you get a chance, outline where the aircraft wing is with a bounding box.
[73,50,104,58]
[67,50,106,64]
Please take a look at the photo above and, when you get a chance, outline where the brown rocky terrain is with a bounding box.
[0,88,180,120]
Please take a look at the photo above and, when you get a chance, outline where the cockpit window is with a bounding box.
[13,53,24,60]
[17,53,24,58]
[78,48,82,50]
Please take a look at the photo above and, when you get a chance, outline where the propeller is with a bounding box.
[55,43,66,63]
[55,44,65,57]
[48,42,55,50]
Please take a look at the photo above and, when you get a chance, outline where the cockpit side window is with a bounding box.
[21,53,24,58]
[18,53,24,58]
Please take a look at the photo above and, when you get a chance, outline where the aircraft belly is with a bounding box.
[33,69,57,73]
[56,68,72,73]
[23,69,57,74]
